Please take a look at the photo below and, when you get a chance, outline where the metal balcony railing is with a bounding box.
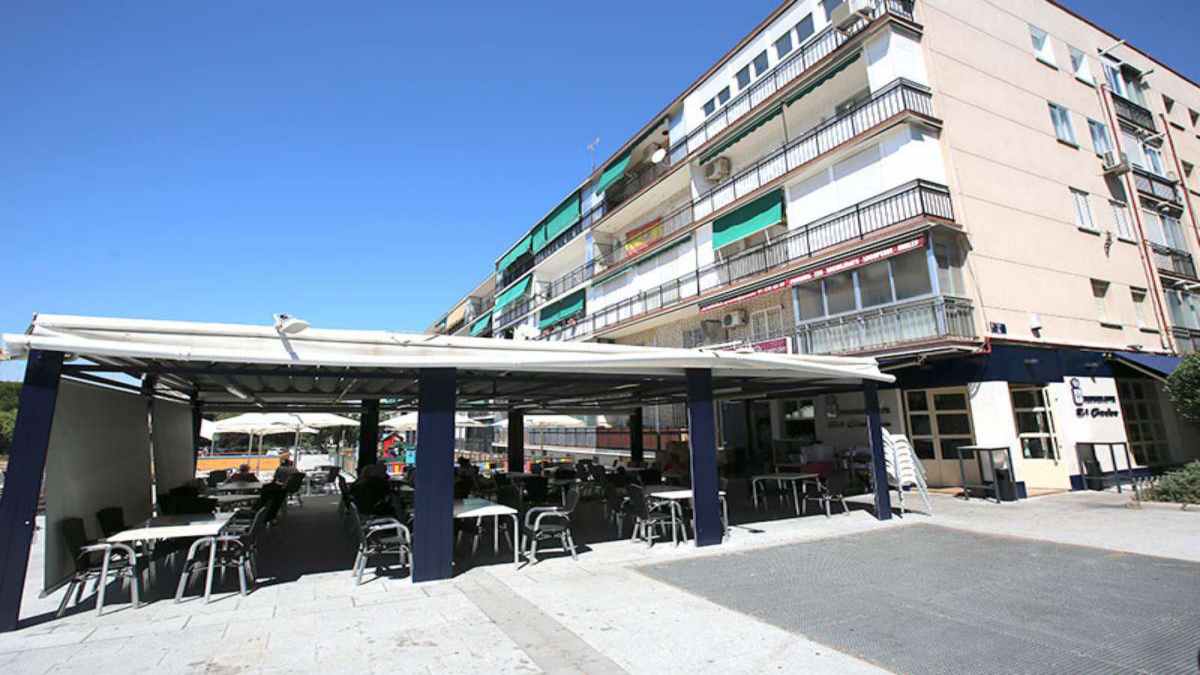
[1112,94,1156,133]
[1151,243,1198,278]
[1132,167,1181,204]
[540,179,955,341]
[794,296,976,355]
[496,427,688,453]
[668,0,916,165]
[694,79,934,221]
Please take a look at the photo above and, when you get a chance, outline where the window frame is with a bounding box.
[751,50,770,78]
[1071,188,1096,232]
[1131,287,1149,329]
[1048,103,1077,145]
[750,306,785,344]
[1029,25,1056,67]
[1110,200,1135,241]
[1087,119,1113,156]
[1091,279,1112,324]
[774,31,794,60]
[1009,385,1060,461]
[735,64,752,92]
[795,14,816,44]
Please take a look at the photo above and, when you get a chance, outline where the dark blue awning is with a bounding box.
[1108,351,1182,382]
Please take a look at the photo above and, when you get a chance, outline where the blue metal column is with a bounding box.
[507,410,524,473]
[357,399,380,471]
[685,369,722,547]
[412,368,457,582]
[629,407,644,466]
[0,350,64,632]
[864,382,893,521]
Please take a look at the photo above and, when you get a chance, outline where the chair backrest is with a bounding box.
[624,485,650,518]
[61,517,90,564]
[258,483,287,522]
[174,496,218,515]
[95,507,126,538]
[604,483,626,511]
[523,476,548,503]
[824,471,852,495]
[284,471,306,494]
[562,486,581,515]
[206,470,228,488]
[497,484,522,511]
[589,464,607,482]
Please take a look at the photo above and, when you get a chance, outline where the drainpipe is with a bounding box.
[1160,113,1200,265]
[1098,83,1175,352]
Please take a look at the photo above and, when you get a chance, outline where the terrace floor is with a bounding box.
[3,487,1198,673]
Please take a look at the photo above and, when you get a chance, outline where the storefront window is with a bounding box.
[1117,379,1168,465]
[1010,385,1059,459]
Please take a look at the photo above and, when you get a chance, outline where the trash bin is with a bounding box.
[994,469,1018,502]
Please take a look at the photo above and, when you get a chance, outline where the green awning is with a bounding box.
[699,106,783,166]
[497,234,533,274]
[712,190,783,250]
[783,52,861,107]
[594,151,632,196]
[532,191,582,254]
[469,310,492,337]
[538,289,586,330]
[493,274,533,314]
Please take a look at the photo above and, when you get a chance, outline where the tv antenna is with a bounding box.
[587,137,601,172]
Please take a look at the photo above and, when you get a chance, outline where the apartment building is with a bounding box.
[430,0,1200,493]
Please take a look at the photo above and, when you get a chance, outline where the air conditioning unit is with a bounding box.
[830,0,874,31]
[704,156,732,183]
[721,310,748,328]
[1102,150,1131,176]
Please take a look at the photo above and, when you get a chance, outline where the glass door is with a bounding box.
[904,387,977,487]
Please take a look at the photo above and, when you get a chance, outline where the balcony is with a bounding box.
[794,296,977,355]
[1132,167,1181,204]
[540,180,956,342]
[694,79,935,222]
[1112,94,1156,133]
[669,0,917,165]
[1152,243,1198,278]
[1172,328,1200,355]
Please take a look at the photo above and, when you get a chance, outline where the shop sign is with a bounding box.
[751,337,790,353]
[1070,378,1120,419]
[788,236,926,286]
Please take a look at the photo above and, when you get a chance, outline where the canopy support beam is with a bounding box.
[357,399,380,470]
[413,368,457,582]
[507,410,524,473]
[686,369,723,547]
[629,408,644,466]
[865,382,893,521]
[0,349,64,633]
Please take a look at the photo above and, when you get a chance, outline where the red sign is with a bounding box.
[750,337,790,353]
[788,237,925,287]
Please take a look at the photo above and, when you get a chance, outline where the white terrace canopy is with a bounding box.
[0,313,896,630]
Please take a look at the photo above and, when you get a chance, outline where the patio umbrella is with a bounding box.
[379,412,487,431]
[492,414,589,428]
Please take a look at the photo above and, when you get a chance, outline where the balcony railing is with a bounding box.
[1151,243,1197,278]
[540,179,955,341]
[794,296,976,355]
[694,79,934,222]
[1132,167,1181,204]
[669,0,916,165]
[1112,94,1156,133]
[495,292,540,329]
[498,427,688,454]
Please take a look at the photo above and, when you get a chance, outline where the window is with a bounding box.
[824,272,857,314]
[1163,95,1176,114]
[793,247,939,323]
[904,388,977,472]
[1165,289,1200,330]
[752,50,769,78]
[1103,61,1126,98]
[1117,380,1169,466]
[1071,189,1096,231]
[782,400,816,440]
[750,307,785,343]
[1145,145,1166,175]
[1183,161,1195,185]
[1111,200,1135,240]
[1069,46,1093,83]
[1048,103,1076,144]
[1122,130,1146,169]
[821,0,844,21]
[1091,279,1111,323]
[682,326,704,349]
[703,99,716,117]
[1142,209,1168,247]
[1088,119,1113,156]
[1162,214,1188,251]
[893,248,934,299]
[795,282,824,320]
[1190,108,1200,128]
[1029,25,1056,66]
[717,86,731,105]
[736,65,752,91]
[1010,386,1058,460]
[858,260,894,308]
[934,238,966,296]
[795,14,815,43]
[774,32,794,60]
[1131,288,1149,329]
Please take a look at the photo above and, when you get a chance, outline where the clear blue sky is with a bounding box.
[1,0,1195,381]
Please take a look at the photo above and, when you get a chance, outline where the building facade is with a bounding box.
[430,0,1200,492]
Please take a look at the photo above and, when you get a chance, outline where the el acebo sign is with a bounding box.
[1071,378,1119,419]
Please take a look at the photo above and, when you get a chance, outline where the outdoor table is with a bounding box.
[106,514,234,597]
[454,498,520,563]
[213,481,263,494]
[953,446,1016,504]
[211,493,259,511]
[751,473,820,515]
[643,488,729,545]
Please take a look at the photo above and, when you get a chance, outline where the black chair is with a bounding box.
[57,517,142,617]
[604,483,630,537]
[626,485,679,547]
[256,483,287,525]
[96,507,127,539]
[522,476,550,505]
[206,470,228,489]
[523,486,580,562]
[176,508,269,602]
[348,504,410,585]
[806,471,852,517]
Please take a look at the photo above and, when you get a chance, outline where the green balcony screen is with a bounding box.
[594,150,632,196]
[469,310,492,337]
[712,190,784,250]
[538,289,586,330]
[532,191,582,254]
[497,234,533,274]
[493,274,533,314]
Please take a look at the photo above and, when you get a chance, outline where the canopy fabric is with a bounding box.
[380,412,487,431]
[469,310,493,337]
[538,290,586,330]
[493,274,533,314]
[1108,351,1181,382]
[782,52,862,107]
[199,419,216,441]
[712,190,784,250]
[699,106,784,166]
[445,302,468,331]
[212,412,357,435]
[497,233,533,274]
[594,150,632,196]
[532,192,582,254]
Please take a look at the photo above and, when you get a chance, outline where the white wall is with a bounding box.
[784,124,947,229]
[864,27,929,91]
[590,238,699,312]
[1051,376,1133,474]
